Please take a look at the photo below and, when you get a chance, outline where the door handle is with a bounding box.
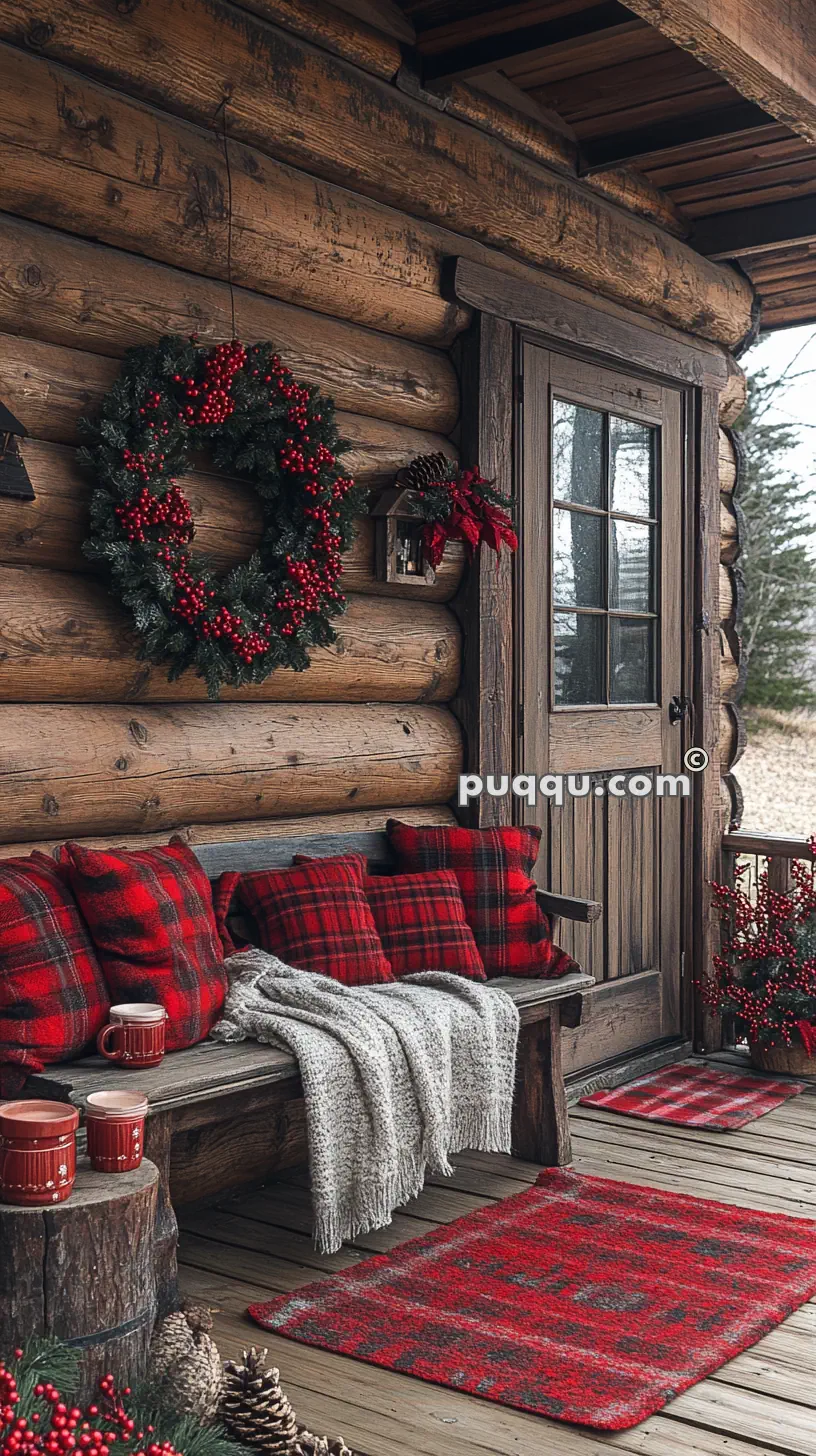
[668,695,690,725]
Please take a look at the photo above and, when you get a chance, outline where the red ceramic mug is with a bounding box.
[97,1003,167,1069]
[85,1090,148,1174]
[0,1100,80,1206]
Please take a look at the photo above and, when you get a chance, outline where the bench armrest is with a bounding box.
[537,889,602,924]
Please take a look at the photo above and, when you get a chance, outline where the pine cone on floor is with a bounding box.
[147,1300,223,1422]
[396,451,454,491]
[295,1431,353,1456]
[220,1348,299,1456]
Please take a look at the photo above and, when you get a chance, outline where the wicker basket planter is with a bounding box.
[749,1040,816,1077]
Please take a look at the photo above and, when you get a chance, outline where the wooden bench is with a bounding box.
[27,829,599,1313]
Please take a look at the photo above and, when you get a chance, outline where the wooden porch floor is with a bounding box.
[178,1077,816,1456]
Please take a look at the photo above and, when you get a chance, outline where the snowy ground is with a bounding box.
[736,708,816,840]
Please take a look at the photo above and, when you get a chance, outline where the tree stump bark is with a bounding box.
[0,1157,159,1399]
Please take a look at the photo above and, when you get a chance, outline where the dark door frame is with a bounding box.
[449,257,727,1056]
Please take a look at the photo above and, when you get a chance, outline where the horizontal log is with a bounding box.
[0,44,468,349]
[718,427,738,494]
[421,76,576,173]
[0,440,466,601]
[0,566,461,703]
[0,332,454,469]
[718,356,747,426]
[0,803,457,861]
[0,702,463,841]
[236,0,402,80]
[0,215,458,434]
[719,631,740,700]
[719,702,747,771]
[721,494,739,565]
[0,4,755,347]
[586,168,689,240]
[719,562,736,624]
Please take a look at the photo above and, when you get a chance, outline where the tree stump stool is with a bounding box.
[0,1157,159,1399]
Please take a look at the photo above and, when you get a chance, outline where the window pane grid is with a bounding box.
[551,399,659,708]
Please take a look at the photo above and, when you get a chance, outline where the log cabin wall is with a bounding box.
[0,0,754,865]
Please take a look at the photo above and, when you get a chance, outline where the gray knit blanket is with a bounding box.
[211,948,519,1253]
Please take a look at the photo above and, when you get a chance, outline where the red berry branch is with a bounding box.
[81,335,363,698]
[703,838,816,1049]
[0,1359,179,1456]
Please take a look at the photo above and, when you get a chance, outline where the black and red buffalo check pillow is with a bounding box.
[0,853,110,1096]
[386,821,577,979]
[293,853,486,980]
[61,840,228,1050]
[236,858,394,986]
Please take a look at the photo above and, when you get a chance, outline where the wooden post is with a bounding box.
[0,1159,159,1399]
[767,856,793,895]
[451,312,515,828]
[511,1006,572,1166]
[693,387,724,1053]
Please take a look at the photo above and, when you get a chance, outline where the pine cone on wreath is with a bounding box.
[396,451,454,491]
[147,1300,224,1421]
[220,1348,299,1456]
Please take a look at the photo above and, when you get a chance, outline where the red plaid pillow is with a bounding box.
[364,872,486,980]
[293,854,485,980]
[236,859,393,986]
[386,821,577,978]
[0,853,110,1096]
[61,841,228,1050]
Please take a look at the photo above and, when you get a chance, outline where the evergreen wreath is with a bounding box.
[81,335,364,699]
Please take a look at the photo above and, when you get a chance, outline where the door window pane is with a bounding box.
[552,400,604,508]
[610,416,654,517]
[554,612,604,705]
[611,618,655,703]
[610,520,654,613]
[553,507,604,608]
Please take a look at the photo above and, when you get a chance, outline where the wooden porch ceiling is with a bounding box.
[396,0,816,330]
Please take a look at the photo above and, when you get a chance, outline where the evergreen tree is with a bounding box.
[737,358,816,709]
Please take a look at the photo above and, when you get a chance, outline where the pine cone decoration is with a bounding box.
[147,1300,223,1421]
[295,1431,353,1456]
[220,1348,299,1456]
[396,451,454,491]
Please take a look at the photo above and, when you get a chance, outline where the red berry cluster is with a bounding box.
[115,486,193,546]
[0,1360,179,1456]
[703,836,816,1045]
[174,341,247,427]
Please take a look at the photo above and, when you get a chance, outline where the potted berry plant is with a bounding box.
[705,840,816,1075]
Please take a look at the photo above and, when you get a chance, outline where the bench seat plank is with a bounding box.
[27,971,593,1113]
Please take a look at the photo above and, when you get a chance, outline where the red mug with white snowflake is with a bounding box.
[85,1090,148,1173]
[0,1100,80,1205]
[97,1003,167,1068]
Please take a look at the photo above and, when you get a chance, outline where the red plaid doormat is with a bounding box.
[250,1169,816,1430]
[579,1061,807,1130]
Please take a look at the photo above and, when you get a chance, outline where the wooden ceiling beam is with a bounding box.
[692,194,816,258]
[621,0,816,145]
[580,100,773,172]
[419,1,633,82]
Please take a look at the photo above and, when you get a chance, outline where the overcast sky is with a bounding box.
[742,323,816,528]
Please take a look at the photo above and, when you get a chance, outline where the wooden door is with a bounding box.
[519,343,686,1076]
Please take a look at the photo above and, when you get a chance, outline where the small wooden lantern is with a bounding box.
[0,401,34,501]
[371,486,436,586]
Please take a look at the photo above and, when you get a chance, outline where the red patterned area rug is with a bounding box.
[579,1061,807,1129]
[250,1169,816,1430]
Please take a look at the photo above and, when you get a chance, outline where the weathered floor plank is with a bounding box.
[179,1081,816,1456]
